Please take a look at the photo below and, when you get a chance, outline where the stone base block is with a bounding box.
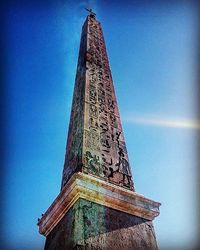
[38,173,161,250]
[45,198,158,250]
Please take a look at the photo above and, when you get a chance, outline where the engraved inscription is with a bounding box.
[83,16,134,190]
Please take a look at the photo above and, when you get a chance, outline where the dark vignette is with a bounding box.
[0,0,199,249]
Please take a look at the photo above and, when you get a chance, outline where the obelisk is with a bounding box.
[38,11,161,250]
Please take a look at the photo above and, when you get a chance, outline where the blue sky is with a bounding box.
[3,1,199,249]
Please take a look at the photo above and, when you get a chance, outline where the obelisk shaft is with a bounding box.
[62,15,134,191]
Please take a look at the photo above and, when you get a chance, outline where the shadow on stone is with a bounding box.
[45,198,158,250]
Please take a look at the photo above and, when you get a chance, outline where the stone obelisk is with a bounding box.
[38,11,161,250]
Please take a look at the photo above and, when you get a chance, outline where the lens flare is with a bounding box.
[125,116,200,129]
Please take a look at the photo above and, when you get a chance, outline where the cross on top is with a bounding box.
[85,8,96,18]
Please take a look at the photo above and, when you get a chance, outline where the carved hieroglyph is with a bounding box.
[61,15,134,190]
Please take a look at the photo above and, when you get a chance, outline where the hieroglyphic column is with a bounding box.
[61,14,134,190]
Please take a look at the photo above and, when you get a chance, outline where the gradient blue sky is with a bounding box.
[3,1,199,249]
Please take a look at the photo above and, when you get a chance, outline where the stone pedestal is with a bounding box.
[38,173,160,250]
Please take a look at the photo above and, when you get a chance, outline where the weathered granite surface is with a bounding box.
[45,198,158,250]
[61,13,134,191]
